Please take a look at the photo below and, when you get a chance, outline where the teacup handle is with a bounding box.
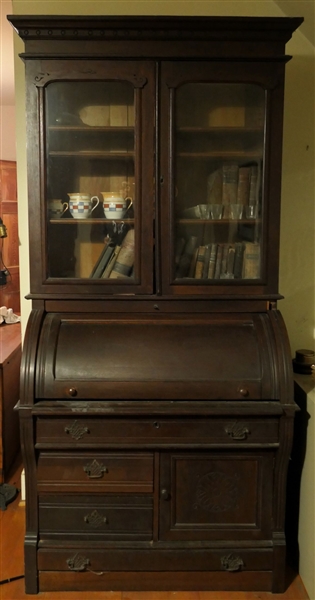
[61,202,68,216]
[90,196,100,213]
[125,197,133,211]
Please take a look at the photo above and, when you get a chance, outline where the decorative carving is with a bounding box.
[84,510,107,528]
[64,420,89,440]
[195,471,239,512]
[225,421,250,440]
[83,459,108,478]
[221,553,244,572]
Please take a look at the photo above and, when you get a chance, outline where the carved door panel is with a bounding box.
[159,452,274,541]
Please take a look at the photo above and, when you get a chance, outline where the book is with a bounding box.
[202,244,211,278]
[227,245,236,277]
[236,166,251,206]
[233,242,245,279]
[109,229,135,279]
[176,236,198,278]
[207,243,218,279]
[102,245,121,278]
[188,247,199,278]
[222,164,238,205]
[242,242,260,279]
[219,244,229,278]
[207,168,223,204]
[214,244,223,279]
[194,246,206,279]
[90,238,113,278]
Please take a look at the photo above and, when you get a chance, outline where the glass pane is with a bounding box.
[174,83,265,282]
[45,81,136,281]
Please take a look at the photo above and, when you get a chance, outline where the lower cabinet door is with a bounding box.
[159,451,274,541]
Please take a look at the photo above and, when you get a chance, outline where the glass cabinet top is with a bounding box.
[45,81,136,281]
[173,83,265,283]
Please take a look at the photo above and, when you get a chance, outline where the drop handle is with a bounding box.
[161,489,170,501]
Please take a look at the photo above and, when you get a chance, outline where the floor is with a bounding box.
[0,456,310,600]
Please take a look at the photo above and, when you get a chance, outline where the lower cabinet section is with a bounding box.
[21,410,292,594]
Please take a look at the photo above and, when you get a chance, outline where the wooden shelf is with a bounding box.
[50,218,135,224]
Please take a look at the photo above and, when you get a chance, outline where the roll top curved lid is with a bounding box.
[34,312,293,402]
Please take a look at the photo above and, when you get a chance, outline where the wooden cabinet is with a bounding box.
[8,15,303,595]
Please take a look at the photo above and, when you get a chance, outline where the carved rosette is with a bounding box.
[195,471,239,512]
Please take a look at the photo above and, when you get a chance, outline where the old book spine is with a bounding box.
[102,245,121,278]
[237,166,251,206]
[222,164,239,217]
[242,242,261,279]
[194,246,206,279]
[214,244,223,279]
[109,229,135,279]
[207,243,218,279]
[176,236,198,278]
[233,242,245,279]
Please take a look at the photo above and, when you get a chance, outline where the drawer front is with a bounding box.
[39,495,153,540]
[37,547,273,572]
[37,452,153,493]
[36,417,279,447]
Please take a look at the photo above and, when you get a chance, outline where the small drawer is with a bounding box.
[36,416,279,447]
[39,494,153,540]
[37,452,153,493]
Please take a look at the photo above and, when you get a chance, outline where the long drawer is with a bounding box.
[37,546,273,572]
[37,452,153,492]
[36,417,279,447]
[39,495,153,540]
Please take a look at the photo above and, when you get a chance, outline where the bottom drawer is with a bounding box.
[38,547,273,572]
[39,495,153,540]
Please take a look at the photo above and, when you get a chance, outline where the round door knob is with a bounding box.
[238,387,249,397]
[68,387,78,397]
[161,489,170,501]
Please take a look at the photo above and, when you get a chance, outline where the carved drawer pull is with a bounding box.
[67,553,105,576]
[83,459,108,478]
[224,421,250,440]
[84,510,108,527]
[221,553,244,572]
[64,420,89,440]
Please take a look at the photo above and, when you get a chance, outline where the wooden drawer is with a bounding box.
[36,416,279,447]
[39,495,153,540]
[37,546,273,572]
[37,452,153,493]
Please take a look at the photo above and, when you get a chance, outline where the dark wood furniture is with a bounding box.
[0,322,21,482]
[8,15,303,595]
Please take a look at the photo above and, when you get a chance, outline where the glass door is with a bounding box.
[160,62,269,296]
[40,61,155,294]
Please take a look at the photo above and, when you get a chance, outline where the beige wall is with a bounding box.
[11,0,314,353]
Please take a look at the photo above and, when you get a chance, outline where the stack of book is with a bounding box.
[176,238,260,280]
[90,229,135,279]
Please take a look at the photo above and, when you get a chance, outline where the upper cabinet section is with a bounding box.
[8,15,303,299]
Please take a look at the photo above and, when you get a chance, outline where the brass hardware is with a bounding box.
[154,421,160,428]
[66,553,105,576]
[83,459,108,478]
[221,553,244,572]
[68,387,78,397]
[84,510,107,528]
[225,421,250,441]
[64,420,89,440]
